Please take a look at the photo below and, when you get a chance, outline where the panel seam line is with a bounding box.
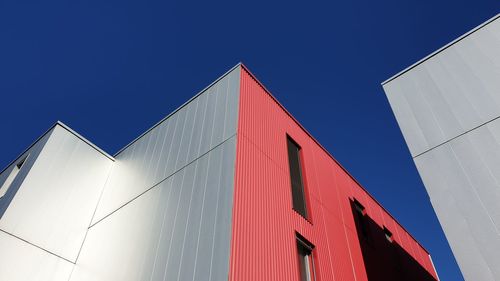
[0,229,75,265]
[89,133,237,229]
[413,115,500,158]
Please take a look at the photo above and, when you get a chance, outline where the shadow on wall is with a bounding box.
[350,200,437,281]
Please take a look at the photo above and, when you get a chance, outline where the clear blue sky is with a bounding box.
[1,1,499,280]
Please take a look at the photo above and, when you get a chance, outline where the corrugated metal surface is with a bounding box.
[383,15,500,281]
[0,230,73,281]
[230,67,437,281]
[383,16,500,157]
[92,66,241,224]
[0,124,113,262]
[70,136,237,281]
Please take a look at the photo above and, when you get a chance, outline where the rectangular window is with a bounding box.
[287,136,308,218]
[0,156,27,198]
[296,235,315,281]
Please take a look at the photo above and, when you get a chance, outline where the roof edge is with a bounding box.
[0,121,114,175]
[113,62,242,157]
[55,121,115,161]
[381,13,500,86]
[240,63,433,255]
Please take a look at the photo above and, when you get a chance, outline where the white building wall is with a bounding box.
[383,14,500,281]
[0,123,114,281]
[0,65,241,281]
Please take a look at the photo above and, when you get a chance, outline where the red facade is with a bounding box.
[229,66,438,281]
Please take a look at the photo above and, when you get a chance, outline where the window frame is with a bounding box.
[296,233,316,281]
[286,135,310,220]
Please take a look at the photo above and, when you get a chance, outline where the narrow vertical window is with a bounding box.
[0,156,27,198]
[296,235,315,281]
[287,136,308,218]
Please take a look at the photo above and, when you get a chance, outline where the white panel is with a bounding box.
[0,128,53,217]
[92,66,240,224]
[70,137,236,281]
[0,125,113,262]
[0,231,73,281]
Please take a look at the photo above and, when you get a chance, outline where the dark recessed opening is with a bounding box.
[383,226,393,243]
[287,136,308,219]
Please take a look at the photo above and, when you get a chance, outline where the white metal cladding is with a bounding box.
[382,14,500,281]
[0,127,52,218]
[92,66,240,224]
[70,136,237,281]
[0,65,241,281]
[0,231,74,281]
[0,125,114,262]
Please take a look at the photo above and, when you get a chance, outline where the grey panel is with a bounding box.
[414,143,500,280]
[0,231,73,281]
[383,15,500,281]
[92,66,240,223]
[383,16,500,157]
[0,125,113,262]
[70,136,237,281]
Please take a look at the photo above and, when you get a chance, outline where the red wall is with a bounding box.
[228,66,438,281]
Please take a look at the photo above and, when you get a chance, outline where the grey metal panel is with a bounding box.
[92,66,241,224]
[0,125,113,262]
[69,136,237,281]
[414,143,499,280]
[383,15,500,281]
[0,231,74,281]
[383,16,500,157]
[384,80,430,156]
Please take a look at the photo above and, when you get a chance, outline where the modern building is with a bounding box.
[382,14,500,281]
[0,64,438,281]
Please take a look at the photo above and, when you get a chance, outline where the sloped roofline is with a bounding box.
[0,121,114,175]
[240,63,433,255]
[113,63,242,157]
[382,13,500,86]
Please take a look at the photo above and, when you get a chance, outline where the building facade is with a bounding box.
[0,64,437,281]
[382,14,500,281]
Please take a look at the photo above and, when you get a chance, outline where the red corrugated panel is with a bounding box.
[229,66,438,281]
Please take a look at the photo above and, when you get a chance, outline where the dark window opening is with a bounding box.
[383,226,393,243]
[287,136,308,218]
[296,234,315,281]
[353,199,369,239]
[0,155,28,198]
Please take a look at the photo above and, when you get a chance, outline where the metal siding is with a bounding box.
[384,16,500,281]
[92,66,241,224]
[383,16,500,157]
[0,231,73,281]
[69,136,237,281]
[0,127,53,219]
[0,125,113,262]
[230,68,436,281]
